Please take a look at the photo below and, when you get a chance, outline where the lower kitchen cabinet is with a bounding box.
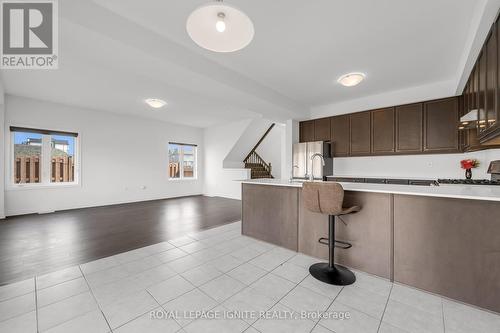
[393,195,500,313]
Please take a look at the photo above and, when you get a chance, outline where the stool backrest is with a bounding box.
[302,182,344,215]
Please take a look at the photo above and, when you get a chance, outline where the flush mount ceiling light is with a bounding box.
[337,72,366,87]
[145,98,167,109]
[186,0,254,53]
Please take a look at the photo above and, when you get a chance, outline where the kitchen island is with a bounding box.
[241,179,500,313]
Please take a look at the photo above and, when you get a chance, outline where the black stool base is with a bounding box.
[309,263,356,286]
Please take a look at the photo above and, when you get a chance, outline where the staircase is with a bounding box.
[244,124,275,179]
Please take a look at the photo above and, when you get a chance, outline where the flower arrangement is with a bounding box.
[460,159,479,170]
[460,159,479,179]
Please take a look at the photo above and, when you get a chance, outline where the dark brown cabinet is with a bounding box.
[371,107,395,154]
[314,118,331,141]
[395,103,423,153]
[299,120,314,142]
[478,51,487,134]
[424,98,459,153]
[330,115,350,157]
[350,112,371,156]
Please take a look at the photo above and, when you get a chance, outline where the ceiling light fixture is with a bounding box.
[337,73,366,87]
[186,0,254,52]
[145,98,167,109]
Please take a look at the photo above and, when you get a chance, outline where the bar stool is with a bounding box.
[302,182,360,286]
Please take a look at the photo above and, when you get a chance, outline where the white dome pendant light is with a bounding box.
[186,0,254,53]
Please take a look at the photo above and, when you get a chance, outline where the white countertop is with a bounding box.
[241,179,500,202]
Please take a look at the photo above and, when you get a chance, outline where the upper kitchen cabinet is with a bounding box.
[479,18,500,142]
[395,103,423,153]
[478,50,487,134]
[371,107,395,154]
[424,98,460,153]
[313,118,331,141]
[299,120,315,142]
[330,115,350,157]
[350,112,371,156]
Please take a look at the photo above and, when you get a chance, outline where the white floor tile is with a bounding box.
[38,291,98,331]
[207,254,244,273]
[272,262,309,284]
[101,290,158,329]
[299,275,343,299]
[37,277,89,307]
[320,301,380,333]
[183,305,249,333]
[190,248,225,262]
[0,278,34,302]
[112,248,150,265]
[287,254,320,269]
[336,285,389,319]
[130,263,178,290]
[249,273,296,303]
[80,257,120,276]
[91,276,142,306]
[121,256,163,275]
[249,249,295,271]
[199,275,246,302]
[442,299,500,333]
[223,287,276,324]
[390,284,442,316]
[85,265,129,288]
[147,275,195,305]
[43,310,110,333]
[382,299,444,333]
[253,303,316,333]
[280,285,332,314]
[179,241,208,254]
[227,263,268,285]
[153,248,189,263]
[114,308,180,333]
[167,255,204,273]
[36,266,82,290]
[140,242,175,255]
[162,289,217,327]
[378,322,410,333]
[169,236,197,247]
[0,310,36,333]
[348,270,392,297]
[230,246,267,262]
[181,264,223,286]
[310,324,333,333]
[0,292,35,322]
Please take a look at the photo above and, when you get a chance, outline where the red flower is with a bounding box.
[460,159,479,169]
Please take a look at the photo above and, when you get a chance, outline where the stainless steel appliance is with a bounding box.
[487,160,500,182]
[292,141,333,180]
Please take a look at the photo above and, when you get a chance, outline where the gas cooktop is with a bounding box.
[438,179,500,185]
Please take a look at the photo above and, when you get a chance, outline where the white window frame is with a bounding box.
[8,128,81,189]
[168,143,197,181]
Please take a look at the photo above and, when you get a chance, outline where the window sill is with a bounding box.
[7,183,81,191]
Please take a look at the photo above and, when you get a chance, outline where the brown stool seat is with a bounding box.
[302,181,360,286]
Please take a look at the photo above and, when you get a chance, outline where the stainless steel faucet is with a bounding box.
[309,153,325,181]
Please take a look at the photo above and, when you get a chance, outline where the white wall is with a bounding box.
[203,119,251,200]
[4,95,204,216]
[310,80,455,119]
[332,149,500,179]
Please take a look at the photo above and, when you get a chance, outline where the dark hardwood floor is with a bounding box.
[0,195,242,285]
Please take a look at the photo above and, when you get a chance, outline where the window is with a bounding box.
[168,143,197,179]
[11,127,79,186]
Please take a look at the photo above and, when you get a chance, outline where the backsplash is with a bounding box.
[332,149,500,179]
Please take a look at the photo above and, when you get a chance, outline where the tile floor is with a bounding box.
[1,221,500,333]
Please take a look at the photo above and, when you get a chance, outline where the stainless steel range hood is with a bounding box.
[459,109,478,129]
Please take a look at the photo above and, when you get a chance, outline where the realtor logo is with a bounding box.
[1,0,58,69]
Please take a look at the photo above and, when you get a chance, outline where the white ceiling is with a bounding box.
[0,0,488,127]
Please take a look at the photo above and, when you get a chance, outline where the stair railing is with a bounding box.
[245,151,272,176]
